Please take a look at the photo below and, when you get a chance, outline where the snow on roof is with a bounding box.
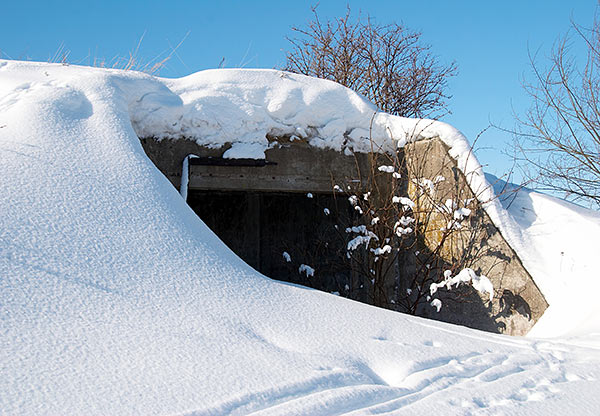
[1,60,600,414]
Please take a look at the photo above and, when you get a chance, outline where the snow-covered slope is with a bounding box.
[488,175,600,339]
[1,60,600,414]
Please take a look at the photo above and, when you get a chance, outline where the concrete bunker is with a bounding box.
[141,136,548,335]
[142,138,366,292]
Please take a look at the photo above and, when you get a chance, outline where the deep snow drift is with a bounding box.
[1,60,600,415]
[489,174,600,339]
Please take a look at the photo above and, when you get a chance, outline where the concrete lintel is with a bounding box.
[188,169,335,193]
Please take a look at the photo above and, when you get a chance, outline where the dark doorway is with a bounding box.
[187,190,354,291]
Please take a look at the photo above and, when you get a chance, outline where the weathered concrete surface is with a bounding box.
[406,138,548,335]
[140,137,369,193]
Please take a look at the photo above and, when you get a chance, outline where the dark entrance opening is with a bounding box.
[187,190,354,291]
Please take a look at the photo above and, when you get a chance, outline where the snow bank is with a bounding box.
[488,175,600,338]
[1,60,600,414]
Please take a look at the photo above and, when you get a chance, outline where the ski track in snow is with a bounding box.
[191,333,596,415]
[1,60,600,415]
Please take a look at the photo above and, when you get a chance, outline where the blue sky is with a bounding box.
[1,0,596,179]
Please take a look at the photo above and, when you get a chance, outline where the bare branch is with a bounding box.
[514,16,600,208]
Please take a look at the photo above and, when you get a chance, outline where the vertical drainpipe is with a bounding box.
[179,154,198,202]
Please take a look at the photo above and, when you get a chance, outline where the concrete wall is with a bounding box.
[139,137,370,193]
[404,139,548,335]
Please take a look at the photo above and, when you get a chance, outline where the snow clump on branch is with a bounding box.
[430,268,494,302]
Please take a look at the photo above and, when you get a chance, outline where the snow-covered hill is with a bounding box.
[1,60,600,415]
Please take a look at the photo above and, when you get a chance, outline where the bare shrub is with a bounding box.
[334,136,494,314]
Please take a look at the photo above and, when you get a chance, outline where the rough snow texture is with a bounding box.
[1,61,600,414]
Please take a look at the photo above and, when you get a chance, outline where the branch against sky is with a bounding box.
[514,14,600,208]
[284,6,457,119]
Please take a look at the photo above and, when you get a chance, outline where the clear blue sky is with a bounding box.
[1,0,596,179]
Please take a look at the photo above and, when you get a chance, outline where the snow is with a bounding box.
[414,177,437,193]
[453,207,472,220]
[298,264,315,277]
[394,216,415,236]
[397,216,415,226]
[372,245,392,256]
[347,235,373,251]
[222,141,267,159]
[431,298,443,312]
[488,174,600,339]
[392,196,416,209]
[1,60,600,414]
[378,165,395,173]
[346,225,378,252]
[472,273,494,302]
[430,268,494,302]
[395,226,413,236]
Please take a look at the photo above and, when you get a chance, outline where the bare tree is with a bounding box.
[284,6,457,118]
[515,17,600,208]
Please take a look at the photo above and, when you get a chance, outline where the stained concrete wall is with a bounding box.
[140,136,548,335]
[404,139,548,335]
